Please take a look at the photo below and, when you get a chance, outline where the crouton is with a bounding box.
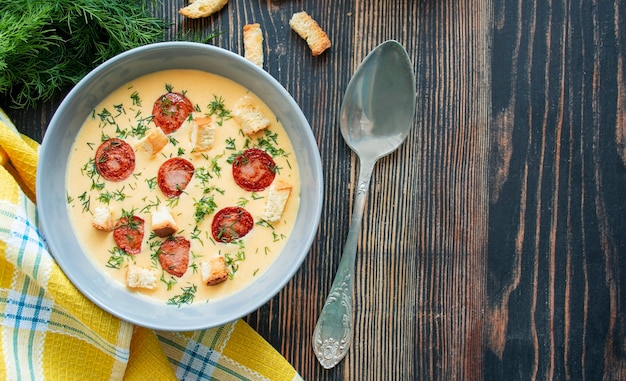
[151,205,178,237]
[190,116,216,153]
[243,23,264,67]
[289,11,331,56]
[179,0,228,19]
[92,206,114,231]
[263,180,292,222]
[232,96,270,135]
[136,127,169,157]
[126,265,158,289]
[200,256,229,286]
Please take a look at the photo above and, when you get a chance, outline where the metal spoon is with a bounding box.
[312,40,416,369]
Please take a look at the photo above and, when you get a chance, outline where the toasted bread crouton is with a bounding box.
[126,265,158,289]
[179,0,228,19]
[289,11,331,56]
[243,23,264,67]
[201,256,229,286]
[190,116,216,153]
[92,206,114,231]
[232,96,270,135]
[263,180,292,222]
[136,127,169,157]
[151,205,178,237]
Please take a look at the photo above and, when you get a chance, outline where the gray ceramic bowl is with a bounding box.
[37,42,323,331]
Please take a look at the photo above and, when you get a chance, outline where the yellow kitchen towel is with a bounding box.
[0,111,302,381]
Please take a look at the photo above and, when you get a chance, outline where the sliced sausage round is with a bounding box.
[231,148,277,192]
[157,157,194,198]
[95,138,135,182]
[152,92,194,134]
[158,236,190,277]
[211,206,254,243]
[113,215,144,254]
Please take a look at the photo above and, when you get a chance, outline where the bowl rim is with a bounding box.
[37,41,323,331]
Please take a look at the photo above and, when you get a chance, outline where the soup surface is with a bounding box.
[66,69,300,306]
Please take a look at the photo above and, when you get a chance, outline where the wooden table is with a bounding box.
[2,0,625,379]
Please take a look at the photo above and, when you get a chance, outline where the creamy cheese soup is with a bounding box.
[66,69,300,305]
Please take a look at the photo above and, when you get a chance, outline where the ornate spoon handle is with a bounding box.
[312,157,376,369]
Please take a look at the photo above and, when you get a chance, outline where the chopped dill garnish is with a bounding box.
[106,246,131,269]
[139,197,161,213]
[210,154,223,177]
[161,275,177,291]
[167,284,197,307]
[191,225,204,246]
[113,103,125,117]
[97,187,127,204]
[256,220,274,230]
[207,95,232,126]
[130,91,141,106]
[97,109,115,126]
[166,197,180,208]
[225,137,236,150]
[145,177,157,190]
[193,195,217,223]
[272,231,286,242]
[257,130,289,158]
[78,191,90,212]
[130,116,151,138]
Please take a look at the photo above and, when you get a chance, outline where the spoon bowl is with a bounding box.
[313,40,416,368]
[340,42,416,160]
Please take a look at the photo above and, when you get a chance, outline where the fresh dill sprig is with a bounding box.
[0,0,166,108]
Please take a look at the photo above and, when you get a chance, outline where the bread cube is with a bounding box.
[190,116,216,153]
[136,127,169,157]
[151,205,178,238]
[263,180,292,222]
[232,96,270,136]
[92,206,114,231]
[126,265,158,289]
[200,256,229,286]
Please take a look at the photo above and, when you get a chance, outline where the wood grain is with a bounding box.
[488,0,626,379]
[2,0,625,379]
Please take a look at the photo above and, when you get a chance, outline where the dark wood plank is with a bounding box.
[488,0,626,379]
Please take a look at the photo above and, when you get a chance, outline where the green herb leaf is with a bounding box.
[0,0,166,108]
[167,284,197,307]
[193,195,217,223]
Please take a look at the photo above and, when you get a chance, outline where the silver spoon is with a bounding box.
[312,40,416,369]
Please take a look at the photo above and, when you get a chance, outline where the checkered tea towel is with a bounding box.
[0,109,302,381]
